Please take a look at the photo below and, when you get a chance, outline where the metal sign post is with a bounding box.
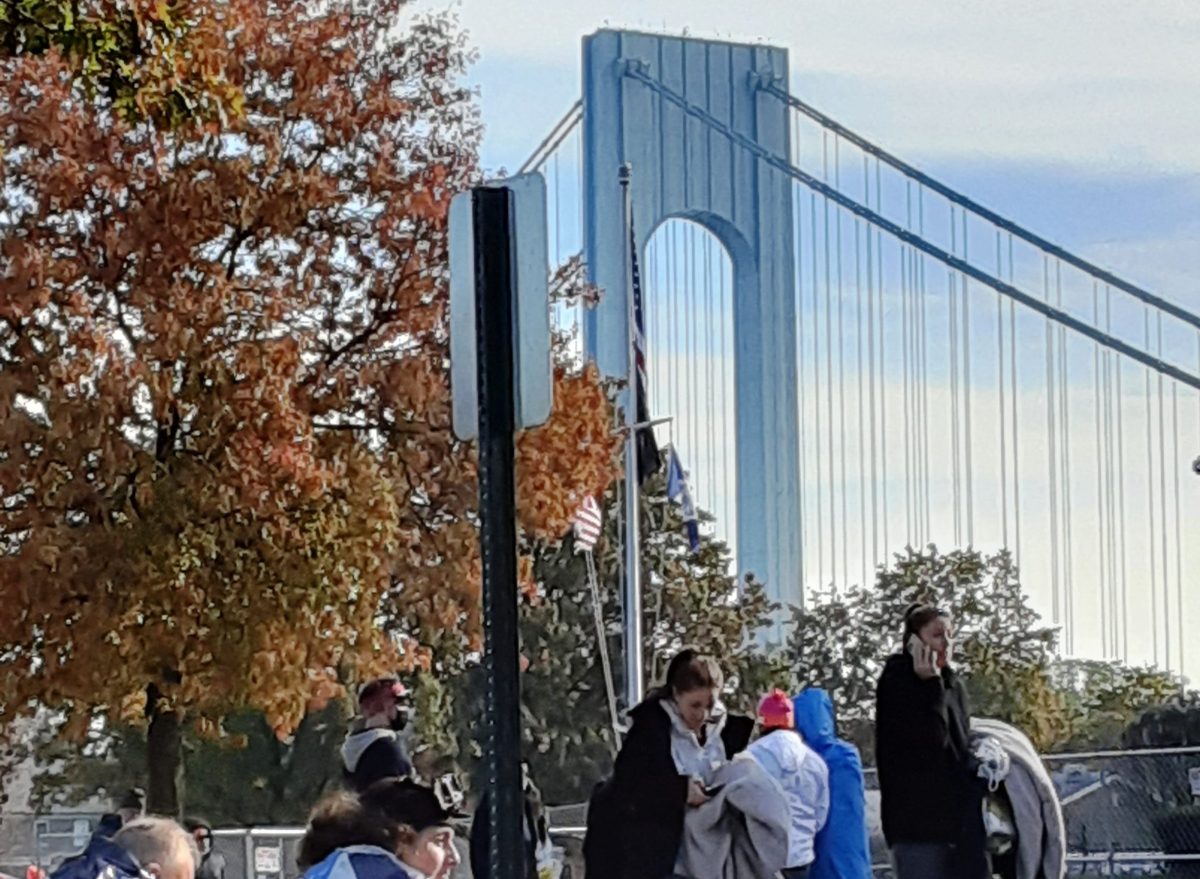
[472,186,524,879]
[450,174,551,879]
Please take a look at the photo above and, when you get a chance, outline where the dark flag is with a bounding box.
[665,445,701,552]
[630,221,662,484]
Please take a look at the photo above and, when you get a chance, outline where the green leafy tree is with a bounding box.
[439,474,784,805]
[784,546,1185,757]
[32,702,349,825]
[786,547,1065,756]
[1055,659,1185,751]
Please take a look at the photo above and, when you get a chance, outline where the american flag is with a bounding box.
[630,220,662,484]
[573,495,604,553]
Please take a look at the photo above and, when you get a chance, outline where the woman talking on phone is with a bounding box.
[606,649,753,879]
[875,604,989,879]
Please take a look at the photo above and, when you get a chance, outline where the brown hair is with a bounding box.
[664,648,724,696]
[297,792,397,869]
[902,603,950,643]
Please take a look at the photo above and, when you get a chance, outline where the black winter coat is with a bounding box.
[589,695,753,879]
[875,652,978,846]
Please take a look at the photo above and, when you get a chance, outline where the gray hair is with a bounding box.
[114,817,198,879]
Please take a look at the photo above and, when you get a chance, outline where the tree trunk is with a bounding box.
[145,683,183,817]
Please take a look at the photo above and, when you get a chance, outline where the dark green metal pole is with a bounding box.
[473,186,524,879]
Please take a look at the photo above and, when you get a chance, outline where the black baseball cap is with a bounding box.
[360,778,465,832]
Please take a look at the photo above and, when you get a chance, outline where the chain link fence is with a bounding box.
[8,747,1199,879]
[1046,747,1200,876]
[862,747,1200,877]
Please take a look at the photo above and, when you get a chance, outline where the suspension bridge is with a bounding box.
[518,29,1200,677]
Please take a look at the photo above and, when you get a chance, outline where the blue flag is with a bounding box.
[665,445,700,552]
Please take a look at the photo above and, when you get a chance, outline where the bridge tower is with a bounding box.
[582,30,802,616]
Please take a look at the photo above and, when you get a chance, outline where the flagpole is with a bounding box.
[619,162,645,711]
[584,549,624,748]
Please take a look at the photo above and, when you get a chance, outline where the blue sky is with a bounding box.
[420,0,1200,679]
[439,0,1199,292]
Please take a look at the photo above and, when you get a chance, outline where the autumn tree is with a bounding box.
[1,0,618,816]
[0,0,241,127]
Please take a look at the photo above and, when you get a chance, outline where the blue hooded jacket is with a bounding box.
[792,689,873,879]
[302,846,413,879]
[50,834,144,879]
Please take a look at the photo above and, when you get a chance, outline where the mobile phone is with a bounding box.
[906,634,924,658]
[703,783,725,797]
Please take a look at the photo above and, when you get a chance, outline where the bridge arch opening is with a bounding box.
[643,216,738,562]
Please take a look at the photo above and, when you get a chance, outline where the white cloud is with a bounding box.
[445,0,1200,681]
[431,0,1200,173]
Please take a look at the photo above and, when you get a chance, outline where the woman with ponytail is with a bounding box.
[874,604,989,879]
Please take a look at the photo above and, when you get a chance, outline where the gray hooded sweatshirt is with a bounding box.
[971,718,1066,879]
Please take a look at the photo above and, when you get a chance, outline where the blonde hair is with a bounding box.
[114,817,198,879]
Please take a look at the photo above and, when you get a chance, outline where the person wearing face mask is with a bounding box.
[875,603,989,879]
[601,649,753,879]
[342,676,414,792]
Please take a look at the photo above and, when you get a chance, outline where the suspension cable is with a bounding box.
[720,241,733,549]
[700,236,710,533]
[1104,290,1119,658]
[1171,382,1182,676]
[1157,312,1169,671]
[519,100,583,174]
[620,65,1200,389]
[1092,282,1108,656]
[811,191,825,587]
[1056,260,1074,655]
[756,82,1200,332]
[998,233,1010,550]
[1009,236,1022,571]
[963,212,975,547]
[797,179,810,591]
[865,157,880,570]
[950,206,962,545]
[877,157,890,561]
[836,141,850,581]
[855,215,867,584]
[687,227,698,506]
[1115,303,1129,661]
[823,134,837,587]
[1044,255,1061,635]
[920,189,932,542]
[902,184,914,545]
[1144,307,1159,667]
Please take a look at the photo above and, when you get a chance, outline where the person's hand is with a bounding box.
[909,636,940,681]
[687,779,710,807]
